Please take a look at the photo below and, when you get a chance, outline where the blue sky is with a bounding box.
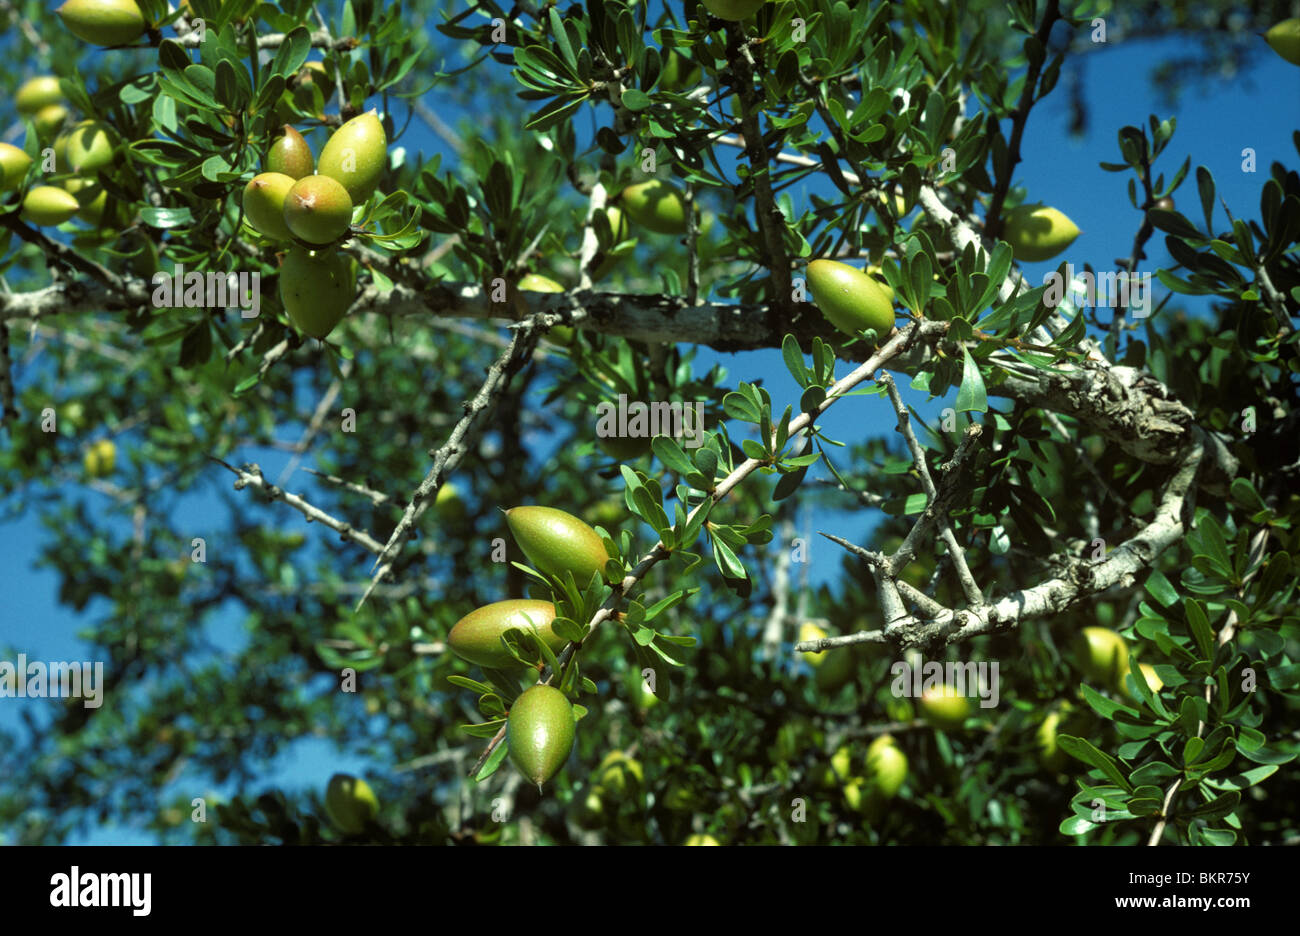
[2,13,1297,844]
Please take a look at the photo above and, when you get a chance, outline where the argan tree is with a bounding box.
[1,0,1297,846]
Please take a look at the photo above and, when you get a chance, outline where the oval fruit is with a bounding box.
[83,438,117,478]
[701,0,767,21]
[0,144,33,192]
[1123,662,1164,700]
[1002,204,1080,263]
[592,751,643,798]
[1037,710,1067,771]
[505,505,613,585]
[865,734,908,798]
[56,0,147,46]
[16,76,64,116]
[283,174,353,244]
[447,599,565,670]
[598,434,651,461]
[806,258,895,338]
[33,104,71,141]
[63,177,109,224]
[317,110,387,206]
[266,125,314,180]
[1073,626,1129,687]
[829,744,852,782]
[65,120,118,173]
[684,833,720,845]
[1152,196,1175,212]
[324,773,378,834]
[507,684,575,787]
[242,172,296,241]
[798,622,854,690]
[519,273,564,293]
[279,246,356,339]
[918,683,971,731]
[1265,18,1300,66]
[619,180,688,235]
[22,186,80,226]
[434,482,467,522]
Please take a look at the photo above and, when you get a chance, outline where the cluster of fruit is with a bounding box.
[448,506,615,787]
[240,113,386,340]
[3,76,130,228]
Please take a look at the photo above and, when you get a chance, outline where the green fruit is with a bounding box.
[242,172,296,242]
[866,734,907,798]
[1265,18,1300,66]
[701,0,767,21]
[1122,662,1164,700]
[619,180,688,235]
[799,622,855,690]
[598,434,652,461]
[505,505,613,585]
[324,773,378,834]
[659,49,700,91]
[519,273,564,292]
[918,684,971,731]
[447,599,565,670]
[83,438,116,477]
[16,77,64,116]
[317,111,387,206]
[283,174,353,244]
[291,61,335,118]
[0,144,33,192]
[1152,196,1175,212]
[33,104,71,142]
[434,482,467,522]
[266,125,315,180]
[56,0,147,46]
[1037,710,1067,772]
[1073,626,1129,687]
[829,745,852,782]
[279,246,356,339]
[65,120,118,173]
[684,833,720,845]
[806,258,895,339]
[507,684,575,787]
[22,186,80,226]
[1002,204,1080,263]
[63,177,108,224]
[592,751,643,798]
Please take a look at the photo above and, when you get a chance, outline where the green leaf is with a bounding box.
[1059,815,1095,835]
[1183,598,1215,662]
[474,738,510,781]
[955,347,987,412]
[1057,735,1136,793]
[1144,569,1179,607]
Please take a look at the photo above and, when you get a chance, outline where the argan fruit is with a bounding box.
[1072,626,1129,687]
[1265,18,1300,66]
[591,751,643,799]
[1152,196,1175,212]
[598,434,651,461]
[806,258,895,339]
[798,622,855,690]
[292,61,335,117]
[519,273,564,293]
[317,110,386,206]
[434,482,467,523]
[83,438,116,478]
[63,177,108,224]
[65,120,118,173]
[829,745,852,782]
[34,104,71,142]
[1122,662,1164,700]
[0,144,33,192]
[918,683,971,731]
[283,173,353,244]
[1001,204,1080,263]
[242,172,296,241]
[619,179,688,235]
[1037,710,1067,772]
[505,505,613,585]
[279,246,356,339]
[15,76,64,116]
[324,773,378,834]
[684,833,721,845]
[507,684,575,787]
[266,125,314,180]
[21,186,80,226]
[56,0,147,47]
[447,599,565,670]
[865,734,907,798]
[701,0,767,21]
